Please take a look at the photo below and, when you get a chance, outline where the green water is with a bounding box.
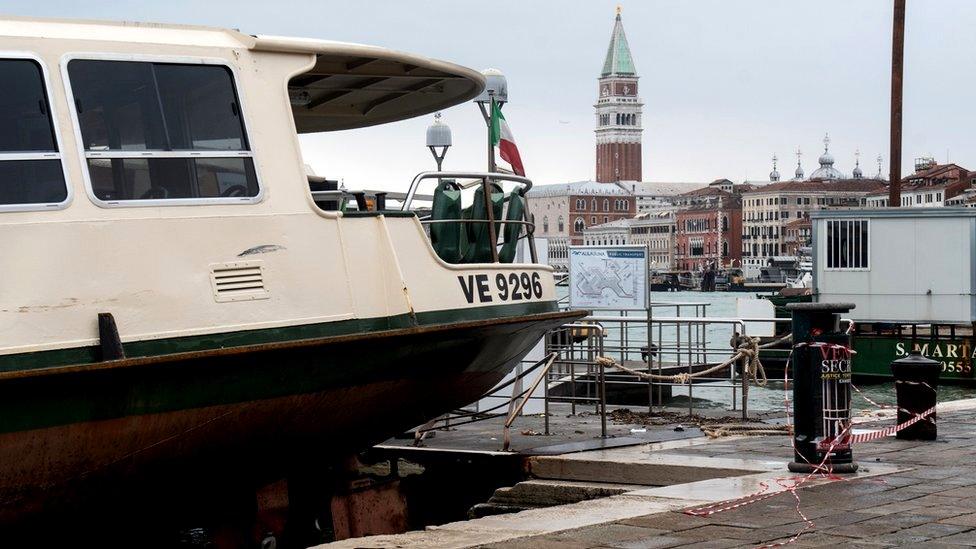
[560,289,976,412]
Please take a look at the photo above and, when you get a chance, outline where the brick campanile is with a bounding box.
[595,8,643,183]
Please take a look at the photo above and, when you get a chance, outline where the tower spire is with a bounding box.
[794,147,804,180]
[595,8,642,183]
[602,8,636,77]
[853,148,863,179]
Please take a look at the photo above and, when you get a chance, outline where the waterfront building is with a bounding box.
[864,158,971,208]
[582,211,675,271]
[673,183,743,271]
[530,181,635,270]
[740,137,884,276]
[740,179,883,276]
[783,217,812,257]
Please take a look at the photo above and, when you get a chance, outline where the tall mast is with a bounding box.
[889,0,906,207]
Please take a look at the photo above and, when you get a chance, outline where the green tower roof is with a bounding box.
[601,11,636,77]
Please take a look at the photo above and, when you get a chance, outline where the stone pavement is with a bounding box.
[478,407,976,548]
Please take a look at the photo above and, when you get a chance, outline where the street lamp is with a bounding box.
[474,68,508,172]
[425,112,452,171]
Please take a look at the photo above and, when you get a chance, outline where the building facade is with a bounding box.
[595,8,642,183]
[582,210,675,271]
[740,179,884,275]
[530,181,635,270]
[865,159,971,208]
[783,217,812,256]
[673,193,742,271]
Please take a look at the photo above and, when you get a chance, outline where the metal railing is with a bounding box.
[401,171,537,264]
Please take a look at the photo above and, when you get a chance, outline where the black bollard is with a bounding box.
[890,351,940,440]
[786,302,858,474]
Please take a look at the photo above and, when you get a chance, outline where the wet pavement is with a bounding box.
[479,404,976,548]
[323,400,976,548]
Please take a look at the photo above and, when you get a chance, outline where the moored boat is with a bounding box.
[0,15,583,529]
[811,208,976,385]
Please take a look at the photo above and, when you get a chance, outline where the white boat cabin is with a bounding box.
[0,17,554,364]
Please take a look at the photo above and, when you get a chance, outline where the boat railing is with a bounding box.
[402,171,537,264]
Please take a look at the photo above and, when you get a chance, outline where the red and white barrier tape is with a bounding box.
[848,405,936,443]
[685,340,937,548]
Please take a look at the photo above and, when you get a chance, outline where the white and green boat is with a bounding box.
[0,15,582,529]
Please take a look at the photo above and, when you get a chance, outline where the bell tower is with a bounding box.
[595,7,643,183]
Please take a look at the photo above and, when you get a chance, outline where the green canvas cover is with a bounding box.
[498,190,526,263]
[462,183,504,263]
[429,181,463,263]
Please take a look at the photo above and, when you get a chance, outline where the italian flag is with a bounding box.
[489,99,526,176]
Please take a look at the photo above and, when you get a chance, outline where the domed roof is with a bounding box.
[769,154,780,181]
[852,165,863,178]
[809,133,845,180]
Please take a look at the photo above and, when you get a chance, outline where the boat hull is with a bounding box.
[853,333,976,384]
[0,308,583,528]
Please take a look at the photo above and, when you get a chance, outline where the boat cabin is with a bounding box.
[0,16,552,366]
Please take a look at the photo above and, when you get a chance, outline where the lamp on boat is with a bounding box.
[474,68,508,105]
[474,68,508,172]
[426,112,452,171]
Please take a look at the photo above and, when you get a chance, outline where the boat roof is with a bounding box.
[0,16,486,133]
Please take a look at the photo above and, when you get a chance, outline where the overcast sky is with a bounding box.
[4,1,976,189]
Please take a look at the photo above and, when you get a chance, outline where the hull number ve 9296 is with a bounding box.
[458,273,543,304]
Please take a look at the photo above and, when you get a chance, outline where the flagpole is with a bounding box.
[478,92,498,173]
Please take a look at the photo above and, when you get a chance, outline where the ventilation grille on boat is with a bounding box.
[210,261,270,303]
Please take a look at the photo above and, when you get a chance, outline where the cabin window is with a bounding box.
[0,58,69,210]
[825,219,869,270]
[66,59,259,205]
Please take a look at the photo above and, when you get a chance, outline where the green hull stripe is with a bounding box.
[854,334,976,382]
[0,301,557,373]
[0,301,570,434]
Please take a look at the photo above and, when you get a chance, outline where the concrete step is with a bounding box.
[528,454,756,486]
[469,479,641,518]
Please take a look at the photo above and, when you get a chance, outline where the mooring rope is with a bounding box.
[595,335,767,387]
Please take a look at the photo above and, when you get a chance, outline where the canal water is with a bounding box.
[562,289,976,412]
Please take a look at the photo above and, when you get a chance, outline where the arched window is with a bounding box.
[591,198,597,210]
[543,216,549,233]
[574,217,584,233]
[722,216,729,231]
[558,216,565,232]
[603,199,610,211]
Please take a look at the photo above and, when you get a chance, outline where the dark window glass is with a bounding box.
[88,157,258,201]
[0,60,57,152]
[0,160,67,205]
[0,59,67,207]
[69,60,247,152]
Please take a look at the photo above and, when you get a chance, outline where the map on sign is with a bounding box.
[569,246,648,310]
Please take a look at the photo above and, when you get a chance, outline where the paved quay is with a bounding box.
[482,404,976,548]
